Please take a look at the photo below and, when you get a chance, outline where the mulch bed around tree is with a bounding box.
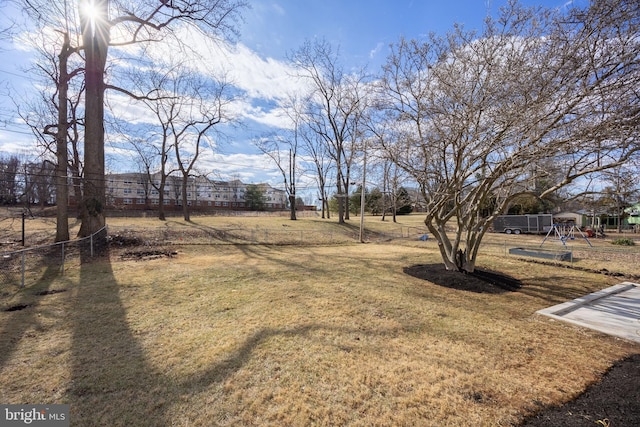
[403,264,640,427]
[403,263,522,293]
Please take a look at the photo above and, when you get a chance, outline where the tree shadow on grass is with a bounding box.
[69,248,163,426]
[403,263,522,294]
[516,275,595,306]
[69,245,418,425]
[0,264,60,370]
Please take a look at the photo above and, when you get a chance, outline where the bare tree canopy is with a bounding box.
[13,0,247,236]
[291,39,369,224]
[377,0,640,272]
[254,94,309,221]
[78,0,247,236]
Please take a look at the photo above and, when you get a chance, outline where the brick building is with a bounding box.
[101,172,288,212]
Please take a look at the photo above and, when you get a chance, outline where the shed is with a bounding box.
[553,211,588,227]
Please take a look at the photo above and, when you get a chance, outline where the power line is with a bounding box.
[0,127,34,136]
[0,67,30,79]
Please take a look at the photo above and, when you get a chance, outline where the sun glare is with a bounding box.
[80,1,102,34]
[81,2,99,20]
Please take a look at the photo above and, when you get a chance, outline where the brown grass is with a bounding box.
[0,214,638,426]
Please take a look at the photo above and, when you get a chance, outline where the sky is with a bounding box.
[0,0,585,202]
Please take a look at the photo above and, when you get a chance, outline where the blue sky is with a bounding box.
[241,0,581,67]
[0,0,584,200]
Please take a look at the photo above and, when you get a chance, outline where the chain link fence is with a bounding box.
[3,218,637,299]
[106,225,413,247]
[1,227,107,291]
[477,239,640,278]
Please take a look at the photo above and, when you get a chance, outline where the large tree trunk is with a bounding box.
[55,33,71,242]
[335,148,345,223]
[181,176,190,222]
[158,180,166,221]
[425,218,477,273]
[323,192,330,219]
[289,194,296,220]
[78,0,109,238]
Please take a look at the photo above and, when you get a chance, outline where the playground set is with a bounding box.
[540,222,594,248]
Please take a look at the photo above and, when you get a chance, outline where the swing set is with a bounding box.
[540,222,593,248]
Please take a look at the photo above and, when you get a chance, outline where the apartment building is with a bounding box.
[104,172,288,211]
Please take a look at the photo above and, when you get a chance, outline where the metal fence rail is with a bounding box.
[3,223,637,297]
[477,240,640,277]
[0,226,107,289]
[106,224,419,246]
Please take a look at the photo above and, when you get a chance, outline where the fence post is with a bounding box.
[21,251,25,288]
[22,212,25,246]
[90,233,94,258]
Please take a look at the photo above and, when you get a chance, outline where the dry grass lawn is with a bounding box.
[1,213,638,426]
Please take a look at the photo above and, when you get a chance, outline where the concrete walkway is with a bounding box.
[537,282,640,344]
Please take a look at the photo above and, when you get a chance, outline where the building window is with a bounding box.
[136,198,145,204]
[123,198,133,204]
[124,188,132,194]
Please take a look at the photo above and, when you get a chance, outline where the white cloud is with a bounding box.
[133,25,307,103]
[1,17,313,188]
[0,131,36,157]
[198,152,282,184]
[112,25,310,132]
[369,42,384,59]
[106,92,158,126]
[271,3,287,16]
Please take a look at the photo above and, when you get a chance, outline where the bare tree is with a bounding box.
[292,39,368,224]
[255,134,298,220]
[169,70,232,221]
[17,0,245,235]
[591,166,640,233]
[120,57,234,222]
[125,130,174,219]
[377,0,640,272]
[71,0,247,236]
[0,155,20,205]
[15,1,87,241]
[380,161,396,223]
[17,23,85,241]
[24,160,56,208]
[299,126,332,219]
[254,95,306,220]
